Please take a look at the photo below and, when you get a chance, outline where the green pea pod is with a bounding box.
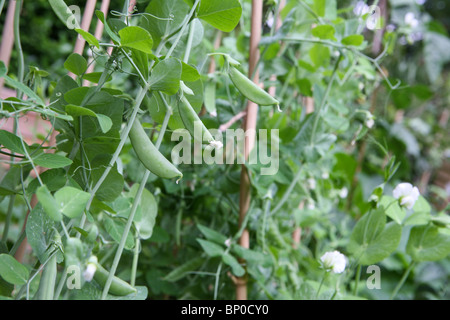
[36,253,57,300]
[163,256,204,282]
[129,118,182,180]
[178,96,214,143]
[93,261,137,296]
[49,0,80,29]
[228,66,279,106]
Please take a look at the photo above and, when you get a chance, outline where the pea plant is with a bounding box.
[0,0,449,301]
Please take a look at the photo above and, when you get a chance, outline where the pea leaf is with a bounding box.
[82,72,112,84]
[148,58,182,95]
[55,187,90,219]
[196,0,242,32]
[311,25,336,40]
[32,153,73,169]
[197,224,228,245]
[119,26,153,54]
[163,257,204,282]
[341,34,364,46]
[348,208,402,265]
[197,239,225,257]
[104,216,135,250]
[379,196,405,225]
[0,254,29,285]
[0,130,29,155]
[36,185,62,222]
[406,225,450,262]
[96,10,121,44]
[75,29,100,48]
[64,53,88,76]
[222,253,245,277]
[181,62,200,82]
[0,61,7,77]
[128,184,157,240]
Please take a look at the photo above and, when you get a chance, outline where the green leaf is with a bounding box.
[148,58,182,95]
[404,210,431,226]
[311,25,336,40]
[119,26,153,54]
[163,257,204,282]
[310,44,330,68]
[33,153,73,169]
[96,10,121,44]
[181,62,200,82]
[104,216,135,250]
[2,76,45,105]
[197,239,225,257]
[348,209,402,265]
[54,187,90,219]
[0,61,7,77]
[64,53,88,76]
[65,104,97,117]
[26,204,59,263]
[36,185,62,222]
[75,29,100,48]
[313,0,337,19]
[140,0,189,48]
[197,224,228,245]
[341,34,364,46]
[49,0,80,29]
[90,159,124,202]
[222,253,245,277]
[406,225,450,262]
[0,254,29,285]
[96,114,113,133]
[129,49,150,80]
[232,244,272,267]
[0,129,29,155]
[128,184,157,240]
[379,196,405,225]
[82,72,112,84]
[196,0,242,32]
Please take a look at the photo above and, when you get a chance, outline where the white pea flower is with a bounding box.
[354,1,369,16]
[209,140,223,150]
[224,238,231,248]
[365,112,375,129]
[393,182,420,210]
[307,200,315,210]
[321,171,329,179]
[83,262,97,282]
[320,250,347,274]
[307,178,316,190]
[405,12,419,28]
[339,187,348,199]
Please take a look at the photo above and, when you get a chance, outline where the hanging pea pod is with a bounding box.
[35,232,62,300]
[129,118,182,180]
[48,0,80,29]
[89,257,137,296]
[228,66,279,107]
[178,95,215,144]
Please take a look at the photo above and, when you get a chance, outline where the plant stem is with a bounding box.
[2,194,15,242]
[310,53,342,145]
[130,236,140,287]
[353,264,362,296]
[390,261,416,300]
[13,0,24,96]
[315,271,328,300]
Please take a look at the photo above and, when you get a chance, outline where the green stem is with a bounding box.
[315,271,328,300]
[13,0,24,97]
[353,264,362,296]
[2,195,16,242]
[390,261,416,300]
[270,167,303,215]
[183,21,196,64]
[53,269,67,300]
[130,236,140,287]
[310,53,342,145]
[165,0,200,58]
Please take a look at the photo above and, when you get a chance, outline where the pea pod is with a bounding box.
[35,253,57,300]
[91,258,137,296]
[49,0,80,29]
[178,96,214,143]
[228,66,279,106]
[163,256,204,282]
[129,118,182,180]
